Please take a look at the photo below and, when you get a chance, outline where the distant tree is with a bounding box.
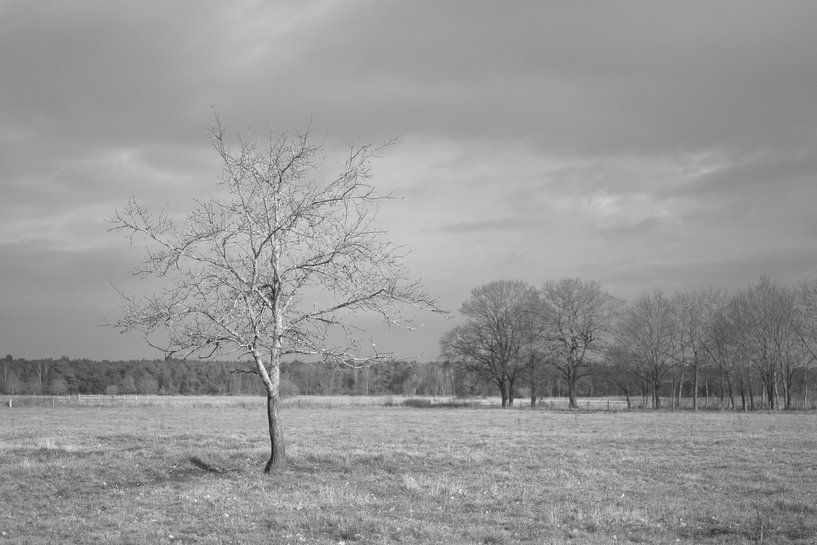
[602,345,641,409]
[26,376,42,395]
[110,115,441,472]
[48,376,69,396]
[157,365,177,395]
[414,361,456,397]
[119,374,137,395]
[1,358,6,394]
[703,299,743,410]
[540,278,620,409]
[673,288,722,410]
[731,276,799,409]
[616,290,678,408]
[137,374,160,395]
[421,360,463,397]
[281,360,329,395]
[6,370,21,397]
[441,280,539,407]
[796,275,817,407]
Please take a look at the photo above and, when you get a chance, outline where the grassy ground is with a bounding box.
[1,405,815,545]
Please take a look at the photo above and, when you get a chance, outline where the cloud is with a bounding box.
[667,145,817,202]
[225,0,817,154]
[593,247,817,300]
[3,1,815,155]
[1,1,817,359]
[436,217,547,235]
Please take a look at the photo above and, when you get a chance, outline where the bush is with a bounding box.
[401,398,432,408]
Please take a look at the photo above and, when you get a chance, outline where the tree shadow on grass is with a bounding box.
[188,455,227,474]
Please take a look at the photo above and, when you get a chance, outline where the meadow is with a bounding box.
[1,401,815,545]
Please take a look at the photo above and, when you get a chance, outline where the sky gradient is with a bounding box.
[2,1,817,361]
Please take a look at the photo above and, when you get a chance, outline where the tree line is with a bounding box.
[5,269,817,412]
[442,274,817,411]
[0,356,482,399]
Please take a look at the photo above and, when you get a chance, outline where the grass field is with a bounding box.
[1,404,815,544]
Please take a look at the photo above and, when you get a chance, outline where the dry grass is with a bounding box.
[1,405,815,544]
[2,394,500,409]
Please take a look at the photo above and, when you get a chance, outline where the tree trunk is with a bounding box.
[567,372,578,409]
[704,377,709,409]
[507,377,515,407]
[718,365,724,407]
[529,355,537,407]
[677,370,685,410]
[670,370,677,410]
[530,375,537,407]
[642,379,649,408]
[264,389,286,473]
[782,363,793,410]
[766,373,776,410]
[748,377,755,410]
[254,351,286,474]
[652,370,662,409]
[783,375,791,410]
[499,379,508,408]
[693,362,699,411]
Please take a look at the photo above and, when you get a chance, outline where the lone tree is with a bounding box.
[110,116,441,473]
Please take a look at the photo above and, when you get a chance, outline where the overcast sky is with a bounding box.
[2,1,817,361]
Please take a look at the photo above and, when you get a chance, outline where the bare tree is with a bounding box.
[673,288,722,411]
[540,278,620,409]
[616,289,677,408]
[703,298,744,410]
[602,344,642,409]
[441,280,540,407]
[110,116,441,473]
[796,275,817,407]
[731,276,799,410]
[527,349,552,408]
[1,356,8,394]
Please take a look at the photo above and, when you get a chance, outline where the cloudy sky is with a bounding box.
[2,1,816,361]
